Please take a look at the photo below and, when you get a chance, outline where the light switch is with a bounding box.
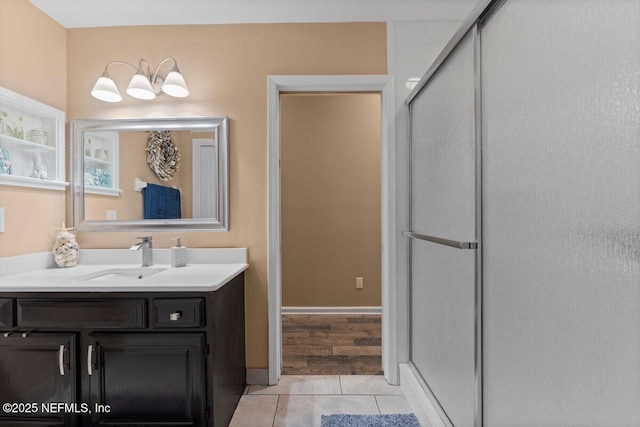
[107,210,117,220]
[356,277,364,289]
[0,207,4,233]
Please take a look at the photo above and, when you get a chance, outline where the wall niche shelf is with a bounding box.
[83,131,121,197]
[0,87,67,191]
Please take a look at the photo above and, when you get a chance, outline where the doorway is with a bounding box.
[280,92,382,375]
[267,75,397,385]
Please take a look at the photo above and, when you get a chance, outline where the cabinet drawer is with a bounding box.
[17,299,147,329]
[152,298,204,328]
[0,298,13,328]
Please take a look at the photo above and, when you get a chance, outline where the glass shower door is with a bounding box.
[408,31,478,427]
[481,0,640,425]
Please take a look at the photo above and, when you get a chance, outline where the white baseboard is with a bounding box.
[400,363,450,427]
[246,368,269,385]
[281,306,382,315]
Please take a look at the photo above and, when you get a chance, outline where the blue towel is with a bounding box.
[142,183,181,219]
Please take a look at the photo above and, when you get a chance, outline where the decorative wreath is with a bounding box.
[146,130,180,181]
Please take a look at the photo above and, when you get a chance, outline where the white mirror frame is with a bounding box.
[71,117,229,232]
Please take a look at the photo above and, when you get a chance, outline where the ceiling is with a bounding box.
[29,0,479,28]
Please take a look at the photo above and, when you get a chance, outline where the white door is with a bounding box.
[192,138,217,218]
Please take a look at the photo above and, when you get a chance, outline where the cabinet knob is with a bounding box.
[169,312,182,321]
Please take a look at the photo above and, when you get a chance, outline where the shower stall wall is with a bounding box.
[406,1,640,426]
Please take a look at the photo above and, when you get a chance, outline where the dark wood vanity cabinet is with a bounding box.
[0,333,77,426]
[0,273,245,427]
[87,333,206,426]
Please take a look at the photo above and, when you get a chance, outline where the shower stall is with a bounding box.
[405,0,640,426]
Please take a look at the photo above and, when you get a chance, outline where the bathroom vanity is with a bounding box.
[0,249,247,427]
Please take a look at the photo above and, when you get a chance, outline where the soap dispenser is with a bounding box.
[171,237,187,268]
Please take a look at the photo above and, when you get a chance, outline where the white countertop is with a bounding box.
[0,248,248,292]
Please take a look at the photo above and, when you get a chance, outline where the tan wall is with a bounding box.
[0,0,67,257]
[281,93,381,307]
[85,130,193,220]
[66,23,387,368]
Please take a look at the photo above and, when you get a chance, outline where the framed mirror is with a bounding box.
[71,117,229,232]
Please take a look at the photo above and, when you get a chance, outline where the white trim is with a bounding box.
[267,75,397,386]
[267,77,282,386]
[400,363,449,427]
[386,20,396,77]
[282,306,382,315]
[0,176,68,191]
[84,185,123,196]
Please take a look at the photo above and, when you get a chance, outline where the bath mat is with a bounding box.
[321,413,420,427]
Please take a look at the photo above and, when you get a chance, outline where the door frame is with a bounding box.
[267,75,397,385]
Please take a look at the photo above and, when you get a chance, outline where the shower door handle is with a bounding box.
[403,231,477,250]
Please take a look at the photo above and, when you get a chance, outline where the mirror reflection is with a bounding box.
[71,117,229,232]
[83,129,217,221]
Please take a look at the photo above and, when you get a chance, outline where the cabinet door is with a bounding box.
[0,333,76,426]
[87,333,206,426]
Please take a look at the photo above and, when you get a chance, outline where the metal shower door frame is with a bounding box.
[404,1,508,424]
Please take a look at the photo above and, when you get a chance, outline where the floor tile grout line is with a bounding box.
[374,395,382,415]
[271,394,280,427]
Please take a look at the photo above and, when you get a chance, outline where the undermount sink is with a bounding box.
[76,268,167,282]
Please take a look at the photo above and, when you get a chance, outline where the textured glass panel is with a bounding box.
[409,32,477,427]
[410,33,475,241]
[482,1,640,426]
[411,239,476,427]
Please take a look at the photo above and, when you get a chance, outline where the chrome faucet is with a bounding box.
[130,236,153,267]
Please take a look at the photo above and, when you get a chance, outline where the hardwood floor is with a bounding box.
[282,314,382,375]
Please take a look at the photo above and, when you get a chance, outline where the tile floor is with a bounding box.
[229,375,418,427]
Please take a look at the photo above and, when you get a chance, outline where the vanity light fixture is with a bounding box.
[91,57,189,103]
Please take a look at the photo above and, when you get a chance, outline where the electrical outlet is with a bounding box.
[0,207,4,233]
[107,210,117,220]
[356,277,364,289]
